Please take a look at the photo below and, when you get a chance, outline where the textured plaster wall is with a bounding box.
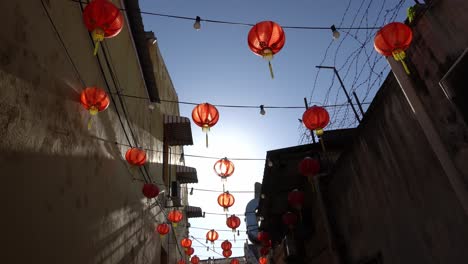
[0,0,185,263]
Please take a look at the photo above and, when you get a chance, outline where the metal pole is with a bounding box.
[316,66,361,123]
[352,91,365,116]
[303,97,317,144]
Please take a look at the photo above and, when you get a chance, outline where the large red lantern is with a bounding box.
[185,247,194,256]
[226,215,241,232]
[192,103,219,147]
[214,158,235,182]
[302,106,330,137]
[288,189,305,210]
[142,183,159,199]
[80,87,110,129]
[168,209,183,227]
[259,256,268,264]
[248,21,286,79]
[299,157,320,178]
[221,240,232,251]
[257,231,269,244]
[231,259,240,264]
[223,249,232,258]
[218,192,235,212]
[282,212,298,229]
[190,256,200,264]
[125,148,147,166]
[181,238,192,249]
[206,229,219,244]
[83,0,124,55]
[156,223,170,237]
[260,247,269,256]
[374,22,413,74]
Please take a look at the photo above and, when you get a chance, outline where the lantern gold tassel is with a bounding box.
[92,28,105,56]
[206,133,209,148]
[392,49,410,75]
[88,107,98,130]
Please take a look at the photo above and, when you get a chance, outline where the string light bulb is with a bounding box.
[194,16,201,30]
[331,25,340,40]
[259,105,266,115]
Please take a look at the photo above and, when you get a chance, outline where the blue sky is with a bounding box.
[140,0,411,260]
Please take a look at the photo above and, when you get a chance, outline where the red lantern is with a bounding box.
[125,148,147,166]
[302,106,330,136]
[231,259,240,264]
[80,87,110,129]
[156,223,170,237]
[260,247,269,256]
[288,189,305,210]
[226,215,241,232]
[190,256,200,264]
[178,260,186,264]
[257,231,269,243]
[299,157,320,178]
[248,21,286,79]
[185,247,194,256]
[214,158,235,181]
[221,240,232,251]
[206,229,219,244]
[142,183,159,199]
[259,256,268,264]
[374,22,413,74]
[181,238,192,249]
[192,103,219,147]
[222,249,232,258]
[168,209,183,227]
[282,212,298,229]
[218,192,235,212]
[83,0,124,55]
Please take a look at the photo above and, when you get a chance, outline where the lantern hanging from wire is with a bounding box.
[221,240,232,251]
[177,260,186,264]
[156,223,170,238]
[223,249,232,258]
[259,256,268,264]
[192,103,219,147]
[82,0,124,55]
[299,157,320,178]
[125,148,147,166]
[168,209,183,227]
[218,192,235,212]
[231,259,240,264]
[260,247,269,256]
[142,183,159,199]
[206,229,219,245]
[282,212,298,230]
[190,256,200,264]
[288,189,305,211]
[80,87,110,129]
[214,157,235,182]
[248,21,286,79]
[181,238,192,250]
[257,231,270,245]
[302,105,330,137]
[185,247,195,256]
[226,215,241,232]
[374,22,413,74]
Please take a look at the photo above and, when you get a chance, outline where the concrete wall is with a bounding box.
[0,0,186,263]
[321,1,468,261]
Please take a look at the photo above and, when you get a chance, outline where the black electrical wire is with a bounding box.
[192,188,254,194]
[191,236,224,257]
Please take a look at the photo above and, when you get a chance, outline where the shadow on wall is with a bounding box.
[0,150,164,264]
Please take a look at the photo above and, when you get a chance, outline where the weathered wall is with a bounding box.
[0,0,186,263]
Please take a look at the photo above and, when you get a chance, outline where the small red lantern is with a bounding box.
[218,192,235,212]
[299,157,320,178]
[259,256,268,264]
[178,260,186,264]
[156,223,170,237]
[206,229,219,244]
[168,209,183,227]
[231,259,240,264]
[125,148,147,166]
[185,247,194,256]
[248,21,286,79]
[374,22,413,74]
[190,256,200,264]
[260,247,269,256]
[221,240,232,251]
[257,231,269,244]
[282,212,298,229]
[142,183,159,199]
[214,158,235,182]
[288,189,305,210]
[83,0,124,55]
[302,106,330,137]
[223,249,232,258]
[181,238,192,249]
[80,87,110,129]
[226,215,241,232]
[192,103,219,147]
